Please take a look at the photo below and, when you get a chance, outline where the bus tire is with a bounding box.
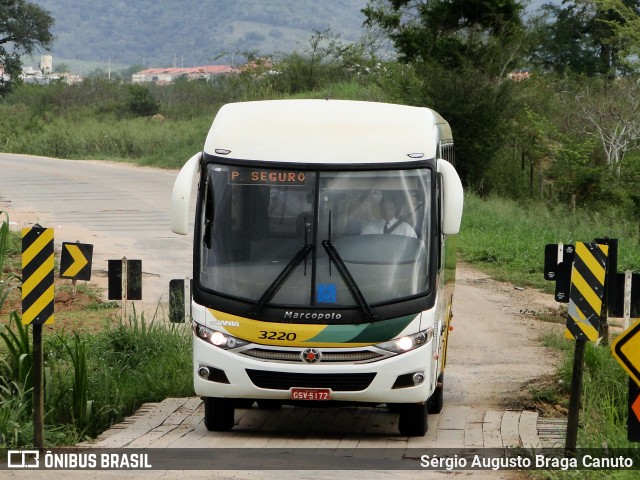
[387,403,402,413]
[428,373,444,414]
[397,402,428,436]
[203,397,235,431]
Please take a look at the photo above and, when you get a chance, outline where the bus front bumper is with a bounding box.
[192,335,437,404]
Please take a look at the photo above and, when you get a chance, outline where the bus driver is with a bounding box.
[361,196,417,238]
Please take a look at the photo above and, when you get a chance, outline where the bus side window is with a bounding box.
[202,177,214,249]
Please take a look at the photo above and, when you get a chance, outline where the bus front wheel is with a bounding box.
[397,402,428,436]
[203,397,235,431]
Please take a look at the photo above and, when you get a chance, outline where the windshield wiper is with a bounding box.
[321,211,376,322]
[322,240,377,322]
[248,215,313,318]
[247,243,313,318]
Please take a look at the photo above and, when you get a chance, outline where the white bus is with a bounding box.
[171,99,463,436]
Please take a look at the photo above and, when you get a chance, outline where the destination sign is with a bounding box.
[229,169,307,186]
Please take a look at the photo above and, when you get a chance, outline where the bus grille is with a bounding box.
[246,369,376,391]
[240,348,385,363]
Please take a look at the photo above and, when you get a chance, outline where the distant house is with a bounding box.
[508,69,531,81]
[20,66,74,85]
[17,55,84,85]
[132,65,236,84]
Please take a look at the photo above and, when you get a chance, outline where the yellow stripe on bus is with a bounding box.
[208,309,372,347]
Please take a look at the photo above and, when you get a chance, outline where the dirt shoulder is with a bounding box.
[447,263,565,416]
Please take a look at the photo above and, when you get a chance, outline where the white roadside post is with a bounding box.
[122,256,128,323]
[624,270,632,331]
[184,276,191,322]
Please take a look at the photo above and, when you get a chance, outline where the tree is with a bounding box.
[362,0,525,74]
[362,1,526,189]
[594,0,640,72]
[528,0,640,76]
[564,78,640,174]
[0,0,55,95]
[126,84,160,117]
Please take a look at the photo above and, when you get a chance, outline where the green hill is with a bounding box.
[34,0,369,68]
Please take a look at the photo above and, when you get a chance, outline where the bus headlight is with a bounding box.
[375,328,434,354]
[194,324,249,350]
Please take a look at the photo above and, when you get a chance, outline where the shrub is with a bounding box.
[126,84,160,117]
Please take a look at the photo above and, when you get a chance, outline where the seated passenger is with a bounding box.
[361,197,417,238]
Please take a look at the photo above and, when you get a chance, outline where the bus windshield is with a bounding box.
[199,163,433,313]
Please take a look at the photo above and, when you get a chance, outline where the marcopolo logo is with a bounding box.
[284,311,342,320]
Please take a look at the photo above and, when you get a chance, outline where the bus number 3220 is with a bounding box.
[258,331,297,341]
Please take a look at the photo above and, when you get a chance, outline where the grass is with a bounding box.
[458,194,640,291]
[458,195,640,479]
[0,114,211,169]
[533,331,639,480]
[0,77,385,169]
[0,308,192,447]
[0,221,192,448]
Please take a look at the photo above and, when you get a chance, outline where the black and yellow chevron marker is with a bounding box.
[60,242,93,280]
[21,227,55,325]
[565,242,609,341]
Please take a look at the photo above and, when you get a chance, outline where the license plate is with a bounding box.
[290,388,331,401]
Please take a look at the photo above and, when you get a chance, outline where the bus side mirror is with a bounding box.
[171,152,201,235]
[437,159,463,235]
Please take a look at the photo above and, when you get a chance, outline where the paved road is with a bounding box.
[0,153,194,312]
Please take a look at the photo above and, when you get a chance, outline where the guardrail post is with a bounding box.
[184,276,191,322]
[121,256,128,323]
[565,338,586,454]
[624,270,632,331]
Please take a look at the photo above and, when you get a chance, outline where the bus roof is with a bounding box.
[203,100,450,165]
